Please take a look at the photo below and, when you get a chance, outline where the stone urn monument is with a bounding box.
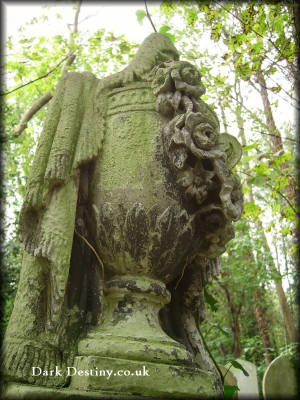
[2,33,243,399]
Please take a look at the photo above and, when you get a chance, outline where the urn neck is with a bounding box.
[104,275,171,306]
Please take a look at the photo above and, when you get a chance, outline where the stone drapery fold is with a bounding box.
[2,71,104,387]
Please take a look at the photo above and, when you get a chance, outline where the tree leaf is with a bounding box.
[136,9,146,25]
[159,25,175,42]
[204,288,219,312]
[159,25,171,34]
[230,360,249,376]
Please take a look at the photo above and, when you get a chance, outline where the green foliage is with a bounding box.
[224,384,239,399]
[204,286,219,312]
[159,25,176,42]
[136,9,147,25]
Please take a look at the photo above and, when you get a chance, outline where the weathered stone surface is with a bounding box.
[262,354,298,399]
[225,359,259,399]
[70,356,216,397]
[2,32,243,398]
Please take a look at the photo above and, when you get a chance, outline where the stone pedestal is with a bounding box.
[69,276,215,397]
[3,276,219,399]
[4,364,216,400]
[77,276,191,365]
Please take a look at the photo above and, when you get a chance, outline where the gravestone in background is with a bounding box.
[262,354,298,399]
[220,365,238,387]
[220,365,238,399]
[2,33,243,399]
[226,359,259,399]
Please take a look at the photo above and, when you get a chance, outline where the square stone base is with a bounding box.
[3,356,219,399]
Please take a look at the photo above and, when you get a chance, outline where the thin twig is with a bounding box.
[222,364,233,381]
[198,327,225,384]
[248,76,299,111]
[75,229,105,280]
[62,0,82,74]
[227,94,296,143]
[174,260,188,290]
[144,0,157,32]
[74,0,81,32]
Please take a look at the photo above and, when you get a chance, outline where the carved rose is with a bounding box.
[152,61,205,102]
[170,111,223,167]
[170,64,205,98]
[185,112,218,150]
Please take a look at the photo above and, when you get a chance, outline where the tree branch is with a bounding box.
[1,55,69,96]
[13,91,53,137]
[7,1,83,139]
[241,171,298,215]
[249,75,299,111]
[227,94,296,143]
[144,0,157,32]
[62,0,82,74]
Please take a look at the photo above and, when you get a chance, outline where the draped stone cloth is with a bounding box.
[2,71,105,387]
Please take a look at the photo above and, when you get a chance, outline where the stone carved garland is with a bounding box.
[151,60,243,257]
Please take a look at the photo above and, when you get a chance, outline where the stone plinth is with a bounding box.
[4,360,217,399]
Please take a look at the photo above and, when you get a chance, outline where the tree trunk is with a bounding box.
[218,278,242,358]
[255,69,295,200]
[254,288,275,365]
[289,1,299,87]
[233,77,297,346]
[274,279,297,344]
[231,312,242,358]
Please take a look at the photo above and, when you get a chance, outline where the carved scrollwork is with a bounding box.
[151,60,243,257]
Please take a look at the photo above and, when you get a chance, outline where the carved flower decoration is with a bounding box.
[184,112,219,150]
[170,111,222,165]
[219,173,244,221]
[152,61,206,98]
[195,207,235,257]
[177,163,216,205]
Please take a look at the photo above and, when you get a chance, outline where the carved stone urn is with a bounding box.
[69,36,243,397]
[71,82,202,395]
[3,33,243,399]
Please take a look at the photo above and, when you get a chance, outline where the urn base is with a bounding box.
[77,276,192,366]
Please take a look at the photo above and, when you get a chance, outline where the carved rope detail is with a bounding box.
[151,60,243,257]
